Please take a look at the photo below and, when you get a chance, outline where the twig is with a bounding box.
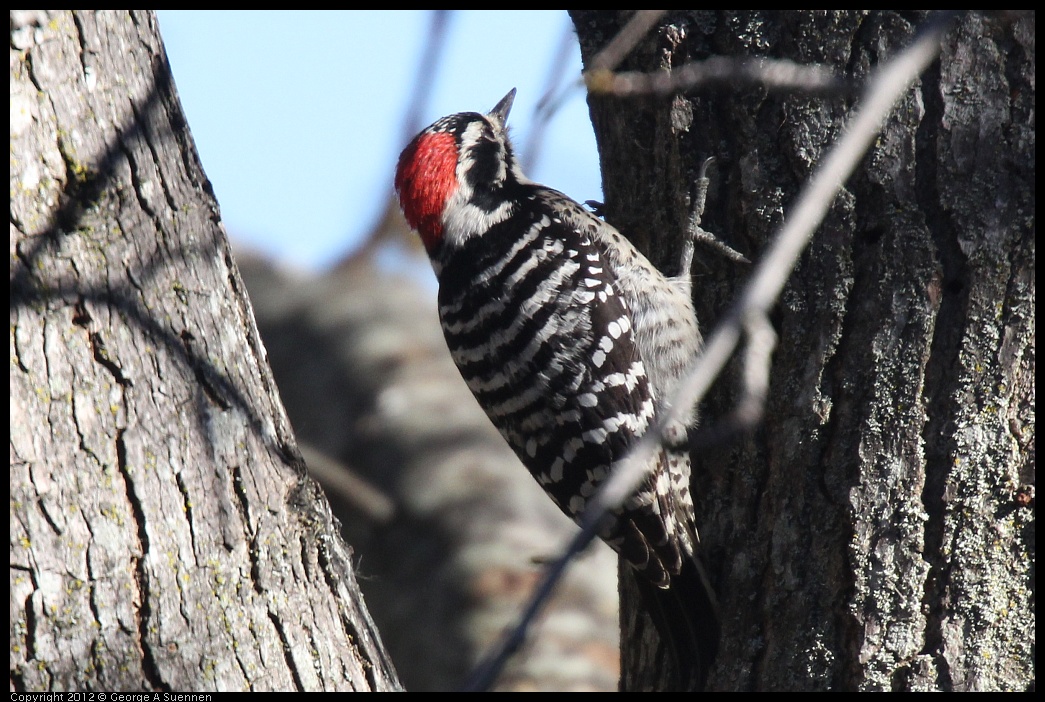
[300,442,396,524]
[399,10,453,146]
[689,157,750,265]
[532,10,668,134]
[589,10,668,73]
[587,55,855,98]
[522,17,580,175]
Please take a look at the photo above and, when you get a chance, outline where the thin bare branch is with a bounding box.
[301,442,396,524]
[689,158,750,265]
[589,10,668,73]
[532,10,668,134]
[400,10,453,146]
[522,17,580,175]
[587,54,854,98]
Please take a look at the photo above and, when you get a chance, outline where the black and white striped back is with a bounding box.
[435,192,684,582]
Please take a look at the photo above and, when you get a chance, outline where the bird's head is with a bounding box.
[395,88,523,256]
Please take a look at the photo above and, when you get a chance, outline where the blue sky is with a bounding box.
[157,10,602,271]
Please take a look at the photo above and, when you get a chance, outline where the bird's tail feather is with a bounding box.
[619,555,720,691]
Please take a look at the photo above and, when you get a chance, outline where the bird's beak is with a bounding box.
[488,88,516,126]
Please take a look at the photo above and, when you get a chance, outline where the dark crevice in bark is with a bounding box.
[913,58,963,694]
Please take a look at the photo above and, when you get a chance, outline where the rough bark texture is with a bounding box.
[10,10,398,691]
[570,10,1034,691]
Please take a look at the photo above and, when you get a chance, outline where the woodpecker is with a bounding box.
[395,89,716,686]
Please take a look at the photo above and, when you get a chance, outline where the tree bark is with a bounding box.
[10,10,399,691]
[571,10,1033,691]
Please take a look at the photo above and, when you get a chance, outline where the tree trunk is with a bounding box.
[10,10,399,691]
[571,10,1034,691]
